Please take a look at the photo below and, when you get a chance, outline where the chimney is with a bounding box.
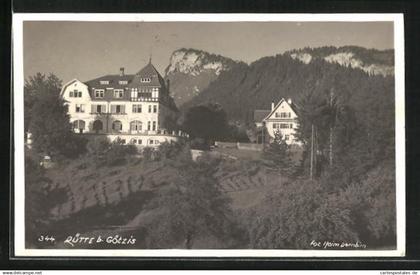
[287,98,292,104]
[271,102,275,110]
[119,67,125,76]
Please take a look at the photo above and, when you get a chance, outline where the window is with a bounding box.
[131,89,138,98]
[73,120,85,133]
[70,90,82,97]
[153,105,157,113]
[119,80,128,85]
[290,123,293,129]
[95,90,104,98]
[75,104,85,113]
[114,89,124,98]
[147,121,151,131]
[152,121,156,131]
[273,123,278,129]
[280,123,289,129]
[130,139,137,144]
[155,140,160,144]
[280,112,291,118]
[132,104,142,113]
[138,139,142,145]
[93,120,103,133]
[111,105,125,114]
[112,120,123,132]
[91,105,105,114]
[100,80,109,85]
[149,139,154,145]
[148,105,152,113]
[130,121,142,133]
[141,78,151,83]
[285,135,290,140]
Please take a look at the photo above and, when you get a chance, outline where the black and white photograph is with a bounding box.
[12,13,405,257]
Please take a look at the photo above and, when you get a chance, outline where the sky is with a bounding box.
[23,21,394,83]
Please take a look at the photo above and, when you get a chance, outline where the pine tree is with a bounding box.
[262,131,292,175]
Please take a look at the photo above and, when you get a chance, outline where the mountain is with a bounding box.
[183,50,395,125]
[164,48,241,106]
[286,46,394,76]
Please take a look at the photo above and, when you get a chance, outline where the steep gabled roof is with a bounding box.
[60,78,90,97]
[262,98,300,121]
[128,62,167,88]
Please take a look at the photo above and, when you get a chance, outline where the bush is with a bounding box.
[243,179,359,249]
[335,162,396,245]
[154,140,186,161]
[105,138,137,166]
[143,153,241,249]
[142,147,154,161]
[86,137,137,167]
[190,138,210,150]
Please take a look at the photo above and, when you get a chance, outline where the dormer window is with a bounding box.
[100,80,110,85]
[119,80,128,85]
[140,78,151,83]
[95,89,104,98]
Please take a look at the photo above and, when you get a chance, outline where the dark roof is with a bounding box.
[128,62,167,88]
[253,110,271,122]
[287,101,300,115]
[84,74,134,90]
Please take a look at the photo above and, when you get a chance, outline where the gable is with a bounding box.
[60,79,91,101]
[264,99,298,121]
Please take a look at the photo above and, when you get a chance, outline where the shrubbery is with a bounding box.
[86,136,137,167]
[143,152,242,249]
[241,161,396,249]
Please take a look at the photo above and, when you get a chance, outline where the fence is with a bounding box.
[215,141,263,151]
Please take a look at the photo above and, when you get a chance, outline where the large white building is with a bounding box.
[254,98,301,145]
[60,61,187,147]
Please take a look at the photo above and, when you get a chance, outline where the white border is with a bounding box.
[13,13,405,257]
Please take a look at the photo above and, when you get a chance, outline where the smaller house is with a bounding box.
[254,98,301,145]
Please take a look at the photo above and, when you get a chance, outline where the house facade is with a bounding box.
[60,61,187,147]
[254,98,301,145]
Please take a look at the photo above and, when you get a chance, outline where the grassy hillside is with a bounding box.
[26,140,395,250]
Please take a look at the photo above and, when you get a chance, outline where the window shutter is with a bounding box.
[121,105,125,113]
[111,105,116,113]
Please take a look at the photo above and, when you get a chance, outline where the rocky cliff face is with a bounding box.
[288,46,394,77]
[164,48,240,106]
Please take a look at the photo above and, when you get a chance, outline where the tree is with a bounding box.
[182,103,229,144]
[295,88,332,178]
[25,155,50,245]
[25,73,86,159]
[262,131,293,175]
[144,151,240,248]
